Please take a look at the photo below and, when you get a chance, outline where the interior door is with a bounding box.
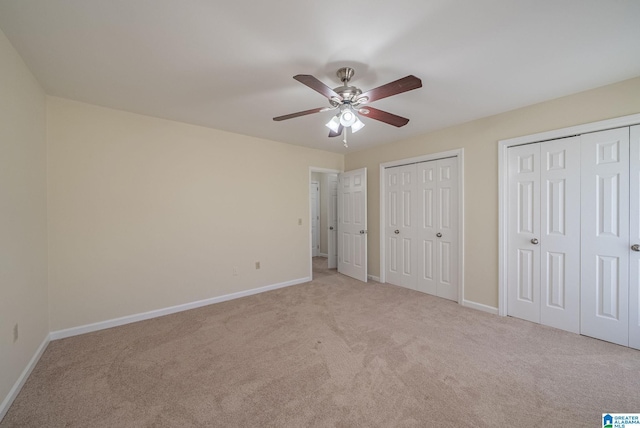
[507,143,541,324]
[338,168,367,282]
[539,137,581,333]
[630,125,640,350]
[311,181,320,257]
[581,127,630,346]
[385,164,417,289]
[328,174,338,269]
[434,157,458,301]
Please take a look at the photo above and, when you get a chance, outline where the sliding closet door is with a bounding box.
[630,125,640,350]
[539,137,581,333]
[581,128,630,346]
[385,164,417,290]
[507,144,541,324]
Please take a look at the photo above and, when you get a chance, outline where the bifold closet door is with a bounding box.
[507,138,580,332]
[416,158,458,301]
[385,164,417,290]
[628,125,640,350]
[581,128,630,346]
[507,144,541,323]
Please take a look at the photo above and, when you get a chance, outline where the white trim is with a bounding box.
[462,299,499,315]
[379,149,465,306]
[309,167,342,280]
[50,277,310,340]
[0,335,50,422]
[310,180,320,257]
[500,113,640,147]
[498,112,640,317]
[367,274,380,282]
[319,253,328,258]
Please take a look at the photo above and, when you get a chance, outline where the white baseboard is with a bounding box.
[50,277,311,340]
[319,253,328,258]
[0,335,50,422]
[367,274,381,282]
[462,299,499,315]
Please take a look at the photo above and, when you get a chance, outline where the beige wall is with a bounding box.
[47,98,343,331]
[0,29,49,408]
[345,76,640,308]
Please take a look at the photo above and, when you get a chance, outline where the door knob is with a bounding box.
[531,238,539,245]
[436,233,442,238]
[360,230,367,234]
[329,226,334,230]
[394,230,400,234]
[632,244,640,252]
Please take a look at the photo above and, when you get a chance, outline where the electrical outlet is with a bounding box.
[255,261,260,269]
[233,266,238,276]
[13,324,18,343]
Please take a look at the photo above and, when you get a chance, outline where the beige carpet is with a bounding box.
[2,257,639,427]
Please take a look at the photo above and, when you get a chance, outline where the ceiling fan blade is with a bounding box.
[359,75,422,103]
[273,107,326,121]
[328,125,344,138]
[294,75,341,100]
[359,107,410,127]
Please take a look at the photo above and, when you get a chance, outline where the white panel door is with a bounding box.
[385,164,417,289]
[507,144,541,324]
[327,174,338,269]
[434,158,458,301]
[338,168,367,282]
[539,137,581,333]
[311,181,320,257]
[416,161,437,295]
[630,125,640,350]
[581,127,630,346]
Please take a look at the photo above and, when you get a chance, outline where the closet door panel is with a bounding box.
[581,128,630,346]
[630,125,640,350]
[385,165,417,289]
[507,144,541,323]
[416,161,437,295]
[435,158,458,301]
[540,137,580,333]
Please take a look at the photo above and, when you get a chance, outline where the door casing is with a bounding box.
[379,149,464,304]
[309,167,341,279]
[498,112,640,316]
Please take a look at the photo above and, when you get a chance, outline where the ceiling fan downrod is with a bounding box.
[337,67,355,85]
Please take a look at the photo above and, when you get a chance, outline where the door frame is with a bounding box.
[498,112,640,316]
[379,149,465,304]
[310,180,320,257]
[309,167,342,279]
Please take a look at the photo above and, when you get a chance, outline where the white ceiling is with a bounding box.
[1,1,640,154]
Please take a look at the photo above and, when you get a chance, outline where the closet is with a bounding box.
[506,125,640,349]
[385,157,459,301]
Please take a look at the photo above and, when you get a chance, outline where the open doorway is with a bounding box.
[309,168,340,279]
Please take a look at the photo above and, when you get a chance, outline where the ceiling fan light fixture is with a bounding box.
[339,107,357,127]
[325,115,341,133]
[351,116,365,133]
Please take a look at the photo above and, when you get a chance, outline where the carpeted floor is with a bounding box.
[2,257,639,427]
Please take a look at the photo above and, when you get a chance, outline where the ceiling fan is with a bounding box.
[273,67,422,147]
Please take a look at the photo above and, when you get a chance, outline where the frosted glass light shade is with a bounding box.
[325,115,341,133]
[339,108,356,127]
[351,117,365,133]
